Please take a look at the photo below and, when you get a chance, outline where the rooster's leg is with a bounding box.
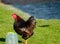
[24,39,28,44]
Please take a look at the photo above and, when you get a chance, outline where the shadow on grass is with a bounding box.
[0,38,5,42]
[18,40,23,43]
[39,25,50,27]
[0,38,23,43]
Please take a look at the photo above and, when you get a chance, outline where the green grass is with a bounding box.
[0,4,60,44]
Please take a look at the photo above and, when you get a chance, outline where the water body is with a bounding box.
[13,2,60,19]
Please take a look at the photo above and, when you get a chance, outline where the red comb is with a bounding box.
[12,14,17,20]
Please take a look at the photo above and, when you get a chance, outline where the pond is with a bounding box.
[13,2,60,19]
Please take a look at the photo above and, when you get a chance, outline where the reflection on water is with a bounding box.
[13,2,60,19]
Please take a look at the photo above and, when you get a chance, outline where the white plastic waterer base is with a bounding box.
[6,32,18,44]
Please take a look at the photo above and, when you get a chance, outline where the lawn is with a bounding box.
[0,4,60,44]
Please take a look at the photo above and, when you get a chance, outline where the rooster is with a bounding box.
[12,14,36,44]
